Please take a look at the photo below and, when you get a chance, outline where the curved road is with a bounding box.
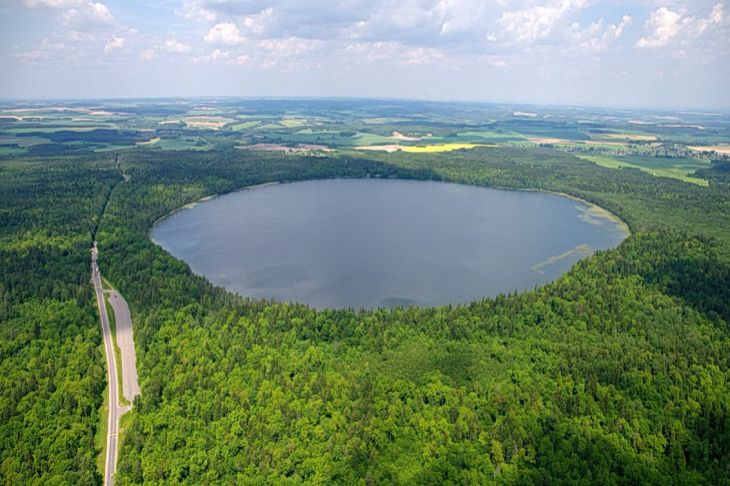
[108,290,140,402]
[92,242,134,486]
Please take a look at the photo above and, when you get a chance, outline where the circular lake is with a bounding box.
[151,179,628,309]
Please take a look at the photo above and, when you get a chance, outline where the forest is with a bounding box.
[1,144,729,484]
[0,155,118,483]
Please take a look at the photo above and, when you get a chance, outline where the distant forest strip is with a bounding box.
[1,146,729,484]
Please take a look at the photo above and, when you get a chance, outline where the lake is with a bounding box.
[151,179,628,309]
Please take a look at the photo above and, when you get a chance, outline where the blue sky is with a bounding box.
[1,0,728,109]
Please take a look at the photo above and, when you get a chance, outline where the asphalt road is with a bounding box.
[108,291,140,402]
[92,242,130,486]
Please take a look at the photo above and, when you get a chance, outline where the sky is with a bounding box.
[1,0,728,109]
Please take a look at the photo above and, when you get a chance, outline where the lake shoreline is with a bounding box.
[148,181,280,238]
[150,178,629,309]
[150,177,630,240]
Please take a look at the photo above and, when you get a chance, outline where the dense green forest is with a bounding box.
[0,156,119,483]
[1,146,729,484]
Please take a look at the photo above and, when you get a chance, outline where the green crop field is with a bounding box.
[578,154,711,186]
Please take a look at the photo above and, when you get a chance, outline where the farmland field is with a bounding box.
[577,154,711,186]
[1,100,727,180]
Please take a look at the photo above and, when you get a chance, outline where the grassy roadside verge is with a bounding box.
[94,371,109,477]
[100,275,113,291]
[118,410,135,459]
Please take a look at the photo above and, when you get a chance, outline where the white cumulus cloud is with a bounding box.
[403,47,446,65]
[104,35,124,52]
[694,3,724,34]
[204,22,246,45]
[605,15,633,40]
[499,0,588,43]
[571,14,632,52]
[636,3,725,48]
[190,48,226,63]
[140,48,157,61]
[162,38,193,53]
[227,54,250,66]
[710,2,724,23]
[61,1,113,27]
[636,7,687,48]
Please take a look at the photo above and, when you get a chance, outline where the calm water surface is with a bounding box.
[151,179,627,309]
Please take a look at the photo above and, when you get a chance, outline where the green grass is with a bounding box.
[5,125,117,133]
[94,377,109,477]
[280,118,307,128]
[187,109,226,116]
[362,117,411,124]
[93,144,137,153]
[118,410,135,466]
[0,146,26,155]
[577,154,710,186]
[294,128,340,135]
[351,132,399,146]
[235,114,279,120]
[518,127,591,140]
[92,137,180,152]
[587,129,658,141]
[152,138,213,151]
[255,123,285,130]
[453,131,527,144]
[228,120,260,131]
[256,130,398,147]
[577,142,628,150]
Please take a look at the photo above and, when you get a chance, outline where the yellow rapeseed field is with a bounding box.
[400,143,494,153]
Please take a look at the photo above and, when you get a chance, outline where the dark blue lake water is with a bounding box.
[151,179,627,309]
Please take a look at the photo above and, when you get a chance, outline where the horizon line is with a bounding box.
[1,94,729,115]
